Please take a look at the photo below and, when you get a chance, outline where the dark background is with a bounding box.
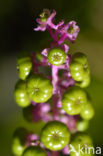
[0,0,103,155]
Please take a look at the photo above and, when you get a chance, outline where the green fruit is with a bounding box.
[76,120,89,132]
[36,52,43,61]
[70,52,90,81]
[76,74,91,88]
[62,86,87,115]
[14,80,31,107]
[41,121,70,151]
[26,74,53,103]
[70,133,93,156]
[80,101,94,120]
[48,48,66,66]
[23,146,47,156]
[12,128,28,156]
[17,56,32,80]
[23,105,34,122]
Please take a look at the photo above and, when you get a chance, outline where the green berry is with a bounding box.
[80,101,94,120]
[36,52,43,61]
[26,74,53,103]
[17,56,32,80]
[70,133,93,156]
[48,48,66,66]
[76,119,89,132]
[76,74,91,88]
[14,80,31,107]
[23,105,34,122]
[73,133,93,145]
[23,146,47,156]
[70,52,90,81]
[62,86,87,115]
[12,128,28,156]
[41,121,70,151]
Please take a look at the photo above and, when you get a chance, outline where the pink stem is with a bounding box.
[58,33,67,45]
[47,26,58,42]
[52,65,59,120]
[52,66,60,156]
[52,65,58,94]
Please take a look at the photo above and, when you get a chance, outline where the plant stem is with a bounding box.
[47,26,58,42]
[52,65,59,120]
[52,65,60,155]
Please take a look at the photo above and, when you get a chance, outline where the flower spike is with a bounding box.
[13,9,94,156]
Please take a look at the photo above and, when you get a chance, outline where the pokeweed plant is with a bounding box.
[12,9,95,156]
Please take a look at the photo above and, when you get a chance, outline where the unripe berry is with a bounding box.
[70,133,93,156]
[23,146,47,156]
[12,128,28,156]
[48,48,66,66]
[76,119,89,132]
[14,80,31,107]
[80,101,94,120]
[76,74,91,88]
[26,74,53,103]
[36,52,43,61]
[70,52,90,82]
[41,121,70,151]
[62,86,87,115]
[17,56,32,80]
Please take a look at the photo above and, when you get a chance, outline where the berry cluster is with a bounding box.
[12,9,94,156]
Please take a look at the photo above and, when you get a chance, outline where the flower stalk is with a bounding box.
[12,9,94,156]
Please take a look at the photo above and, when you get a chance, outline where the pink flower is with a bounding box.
[60,115,77,133]
[32,103,52,122]
[62,144,70,155]
[26,134,39,146]
[34,9,64,31]
[59,21,80,43]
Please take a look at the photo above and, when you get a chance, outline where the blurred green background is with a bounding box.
[0,0,103,155]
